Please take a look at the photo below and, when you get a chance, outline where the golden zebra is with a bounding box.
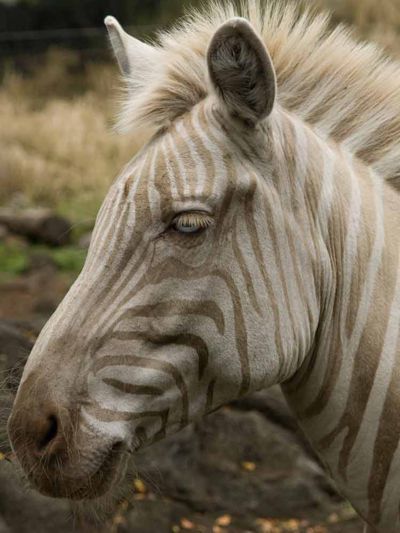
[7,2,400,531]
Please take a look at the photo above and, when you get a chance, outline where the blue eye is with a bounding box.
[175,222,202,234]
[172,212,213,235]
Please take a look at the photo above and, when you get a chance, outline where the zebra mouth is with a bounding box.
[65,441,126,500]
[26,441,126,500]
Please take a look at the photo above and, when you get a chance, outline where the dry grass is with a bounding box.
[1,0,400,226]
[318,0,400,58]
[326,0,400,30]
[0,50,146,224]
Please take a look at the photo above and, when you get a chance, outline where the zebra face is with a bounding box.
[8,17,318,500]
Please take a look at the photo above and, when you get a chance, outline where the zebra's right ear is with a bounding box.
[207,18,277,126]
[104,16,159,87]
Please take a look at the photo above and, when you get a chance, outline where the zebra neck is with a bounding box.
[281,141,400,529]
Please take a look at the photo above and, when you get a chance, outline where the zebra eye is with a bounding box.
[172,212,213,235]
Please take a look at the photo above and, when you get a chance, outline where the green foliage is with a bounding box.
[0,242,87,279]
[0,242,29,275]
[50,246,87,272]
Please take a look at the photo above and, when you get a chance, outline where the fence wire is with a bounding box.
[0,24,157,60]
[0,25,156,41]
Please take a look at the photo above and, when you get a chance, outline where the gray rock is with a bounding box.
[232,386,320,461]
[0,208,71,246]
[0,321,32,394]
[0,321,32,454]
[0,225,8,241]
[0,516,10,533]
[122,500,190,533]
[134,408,337,519]
[0,461,76,533]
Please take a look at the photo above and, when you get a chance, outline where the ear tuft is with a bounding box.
[207,17,277,125]
[104,15,159,82]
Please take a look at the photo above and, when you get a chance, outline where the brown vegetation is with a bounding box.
[0,50,144,223]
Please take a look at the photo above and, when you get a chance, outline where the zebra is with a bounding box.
[7,1,400,530]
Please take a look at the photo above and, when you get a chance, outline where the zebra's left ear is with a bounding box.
[104,16,159,85]
[207,18,277,125]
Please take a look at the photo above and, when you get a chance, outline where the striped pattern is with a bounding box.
[12,3,400,531]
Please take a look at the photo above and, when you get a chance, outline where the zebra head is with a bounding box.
[8,16,322,499]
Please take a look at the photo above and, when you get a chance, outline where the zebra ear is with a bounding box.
[104,16,159,83]
[207,18,277,125]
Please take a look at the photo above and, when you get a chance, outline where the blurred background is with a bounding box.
[0,1,399,532]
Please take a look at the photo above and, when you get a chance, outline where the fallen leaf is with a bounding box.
[241,461,256,472]
[255,518,278,533]
[215,515,232,527]
[0,453,5,462]
[327,513,339,523]
[133,493,147,501]
[283,519,301,531]
[133,478,147,494]
[180,518,195,529]
[112,514,127,526]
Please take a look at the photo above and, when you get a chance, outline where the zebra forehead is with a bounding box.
[117,106,236,200]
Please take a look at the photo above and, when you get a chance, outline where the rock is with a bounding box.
[233,386,296,431]
[0,208,71,246]
[0,321,32,393]
[0,517,10,533]
[232,386,319,461]
[0,321,32,454]
[0,225,8,241]
[121,500,191,533]
[0,461,78,533]
[25,253,58,274]
[134,408,338,519]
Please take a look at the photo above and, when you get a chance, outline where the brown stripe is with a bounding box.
[275,116,318,330]
[102,378,163,396]
[317,174,387,478]
[243,183,285,364]
[111,330,209,379]
[231,213,261,314]
[80,151,154,334]
[192,105,218,198]
[94,354,189,428]
[205,379,216,414]
[86,404,167,424]
[211,268,251,396]
[119,300,225,336]
[133,255,251,396]
[165,132,186,197]
[263,192,298,349]
[368,361,400,524]
[288,154,353,414]
[150,408,170,444]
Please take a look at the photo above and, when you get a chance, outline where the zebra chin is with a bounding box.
[15,438,128,500]
[12,426,125,499]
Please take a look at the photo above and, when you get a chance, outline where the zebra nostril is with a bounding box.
[36,414,59,454]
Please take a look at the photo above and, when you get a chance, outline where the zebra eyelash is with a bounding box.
[171,211,214,234]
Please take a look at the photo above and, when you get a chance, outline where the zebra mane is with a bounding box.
[117,0,400,190]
